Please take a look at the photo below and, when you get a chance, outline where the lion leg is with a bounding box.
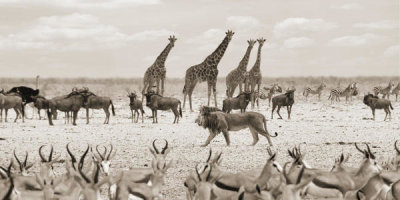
[222,130,231,146]
[249,127,259,146]
[201,130,217,147]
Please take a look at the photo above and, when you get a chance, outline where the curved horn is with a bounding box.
[195,163,202,181]
[39,145,47,162]
[96,145,105,160]
[365,144,375,159]
[107,144,113,160]
[267,147,273,156]
[49,145,54,162]
[206,149,212,162]
[66,143,77,164]
[78,145,90,183]
[395,140,400,154]
[13,150,22,170]
[152,139,159,154]
[24,151,28,167]
[283,162,291,184]
[354,143,365,154]
[161,139,168,154]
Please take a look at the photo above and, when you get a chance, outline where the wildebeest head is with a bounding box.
[145,90,157,106]
[243,92,252,103]
[285,88,296,99]
[128,92,137,104]
[363,94,378,106]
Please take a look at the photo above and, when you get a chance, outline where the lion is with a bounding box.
[195,106,278,147]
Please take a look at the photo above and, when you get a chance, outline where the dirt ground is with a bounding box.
[0,87,399,199]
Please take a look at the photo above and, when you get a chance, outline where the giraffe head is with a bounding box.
[257,38,267,46]
[168,35,177,47]
[247,39,256,47]
[225,30,235,41]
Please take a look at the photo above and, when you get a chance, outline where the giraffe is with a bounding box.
[141,35,177,102]
[225,39,256,98]
[248,38,266,108]
[182,30,234,111]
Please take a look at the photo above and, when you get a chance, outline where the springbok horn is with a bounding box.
[13,150,22,170]
[102,146,107,159]
[49,145,54,162]
[93,163,100,184]
[152,139,160,154]
[195,163,202,181]
[39,145,47,162]
[354,143,365,154]
[66,143,77,164]
[161,139,168,154]
[107,144,113,160]
[395,140,400,154]
[267,147,273,157]
[283,162,291,184]
[24,151,28,167]
[365,144,375,159]
[206,149,212,162]
[206,165,212,182]
[96,145,105,160]
[78,145,91,183]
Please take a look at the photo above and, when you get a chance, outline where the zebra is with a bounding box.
[391,82,400,101]
[263,84,283,106]
[303,82,326,101]
[373,81,395,99]
[328,82,357,103]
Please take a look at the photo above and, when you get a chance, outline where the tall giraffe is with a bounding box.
[141,35,177,101]
[225,39,256,98]
[183,30,234,111]
[248,38,266,108]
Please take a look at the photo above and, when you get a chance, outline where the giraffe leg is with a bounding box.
[207,82,212,106]
[213,81,217,107]
[256,84,260,108]
[161,78,165,96]
[142,82,149,102]
[156,79,160,94]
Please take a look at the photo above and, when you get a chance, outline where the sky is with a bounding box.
[0,0,398,78]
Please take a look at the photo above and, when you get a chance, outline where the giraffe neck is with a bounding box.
[251,44,263,72]
[204,36,231,68]
[237,45,253,71]
[155,43,173,66]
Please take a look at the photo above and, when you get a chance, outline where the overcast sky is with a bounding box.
[0,0,398,78]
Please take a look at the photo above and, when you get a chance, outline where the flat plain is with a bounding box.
[0,77,399,199]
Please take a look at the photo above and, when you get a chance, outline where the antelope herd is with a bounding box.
[1,139,399,199]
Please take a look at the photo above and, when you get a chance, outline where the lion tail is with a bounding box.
[263,116,278,138]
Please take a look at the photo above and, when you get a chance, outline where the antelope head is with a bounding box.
[354,143,382,176]
[280,162,314,200]
[13,149,34,176]
[75,146,110,200]
[149,139,170,166]
[149,158,174,198]
[330,153,350,172]
[35,173,62,200]
[92,144,117,176]
[193,164,213,200]
[39,145,61,179]
[237,184,271,200]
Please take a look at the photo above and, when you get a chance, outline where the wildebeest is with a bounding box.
[222,92,251,113]
[31,95,49,120]
[0,89,25,123]
[145,91,182,123]
[48,91,90,126]
[48,95,71,122]
[128,92,145,123]
[84,93,115,124]
[271,88,296,119]
[6,86,39,104]
[363,94,394,121]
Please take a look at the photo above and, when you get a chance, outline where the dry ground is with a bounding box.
[0,78,399,199]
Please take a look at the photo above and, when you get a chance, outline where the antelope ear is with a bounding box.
[165,160,176,170]
[26,163,35,170]
[149,147,157,157]
[162,148,171,156]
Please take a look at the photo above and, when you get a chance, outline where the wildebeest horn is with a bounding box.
[96,145,105,160]
[395,140,400,154]
[161,139,168,154]
[354,143,365,154]
[39,145,47,162]
[152,139,160,154]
